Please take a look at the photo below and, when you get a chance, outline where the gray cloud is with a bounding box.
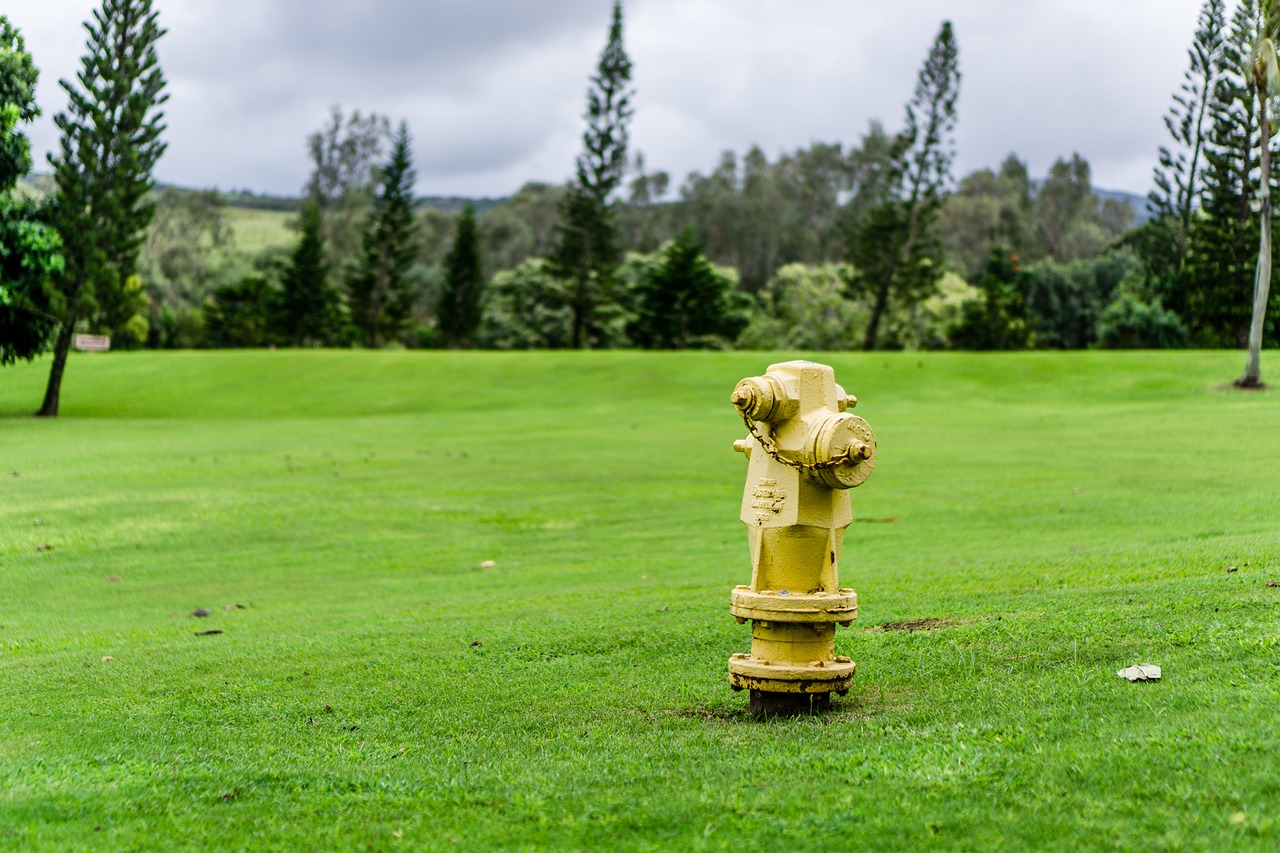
[13,0,1204,198]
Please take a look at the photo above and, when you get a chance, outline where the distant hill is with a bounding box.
[18,171,1154,225]
[17,174,507,214]
[1095,187,1153,224]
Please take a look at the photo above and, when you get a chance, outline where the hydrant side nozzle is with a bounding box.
[733,375,796,423]
[834,383,857,412]
[733,439,752,457]
[846,439,872,462]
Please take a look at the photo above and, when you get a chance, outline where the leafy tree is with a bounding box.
[736,263,865,351]
[1096,293,1188,348]
[39,0,167,415]
[478,181,564,274]
[437,204,484,347]
[777,142,852,263]
[478,258,574,349]
[1239,0,1280,386]
[618,152,670,253]
[205,273,278,348]
[549,0,633,348]
[278,200,342,346]
[937,154,1036,279]
[0,16,63,366]
[348,121,419,348]
[1021,250,1142,349]
[949,248,1031,350]
[848,20,961,350]
[305,105,391,264]
[626,227,747,349]
[1151,0,1227,270]
[1037,154,1105,261]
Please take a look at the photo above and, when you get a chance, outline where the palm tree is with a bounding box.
[1239,0,1280,387]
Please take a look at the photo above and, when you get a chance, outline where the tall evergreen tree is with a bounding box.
[348,121,418,348]
[437,204,484,348]
[0,15,64,366]
[627,227,746,349]
[38,0,167,416]
[279,200,341,346]
[1183,0,1280,349]
[847,20,960,350]
[549,0,633,348]
[1151,0,1227,270]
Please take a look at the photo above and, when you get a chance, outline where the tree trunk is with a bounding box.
[38,311,77,417]
[1239,83,1272,388]
[863,284,891,351]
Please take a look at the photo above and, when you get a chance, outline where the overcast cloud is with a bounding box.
[12,0,1204,198]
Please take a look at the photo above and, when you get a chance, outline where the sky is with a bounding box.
[11,0,1208,200]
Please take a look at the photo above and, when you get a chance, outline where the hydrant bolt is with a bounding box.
[726,361,877,717]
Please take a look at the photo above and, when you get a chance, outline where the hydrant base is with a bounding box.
[728,654,855,695]
[749,690,831,718]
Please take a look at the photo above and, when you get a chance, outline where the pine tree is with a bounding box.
[38,0,167,416]
[437,204,484,348]
[549,0,633,348]
[848,20,960,350]
[627,227,745,349]
[278,201,341,346]
[0,15,64,366]
[348,121,418,348]
[1182,0,1280,348]
[1151,0,1227,270]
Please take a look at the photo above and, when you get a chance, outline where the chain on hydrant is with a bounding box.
[727,360,877,717]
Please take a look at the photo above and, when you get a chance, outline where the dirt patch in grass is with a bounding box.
[875,617,955,633]
[653,706,751,721]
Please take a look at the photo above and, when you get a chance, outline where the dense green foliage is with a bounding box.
[204,272,277,348]
[950,249,1031,350]
[1096,292,1189,348]
[0,16,63,366]
[626,227,746,349]
[2,350,1279,849]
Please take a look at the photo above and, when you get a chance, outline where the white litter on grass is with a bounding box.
[1117,663,1162,682]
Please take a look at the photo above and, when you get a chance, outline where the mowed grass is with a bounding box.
[2,350,1279,851]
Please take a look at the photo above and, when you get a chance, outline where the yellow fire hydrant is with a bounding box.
[727,360,877,716]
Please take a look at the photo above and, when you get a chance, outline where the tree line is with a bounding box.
[3,0,1278,415]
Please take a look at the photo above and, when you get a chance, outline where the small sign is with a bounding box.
[73,334,110,352]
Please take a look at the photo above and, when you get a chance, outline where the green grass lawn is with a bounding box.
[2,350,1278,851]
[225,207,295,256]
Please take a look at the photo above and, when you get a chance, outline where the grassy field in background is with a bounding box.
[225,206,295,256]
[2,350,1279,850]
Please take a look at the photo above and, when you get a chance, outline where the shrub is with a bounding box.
[1096,294,1187,349]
